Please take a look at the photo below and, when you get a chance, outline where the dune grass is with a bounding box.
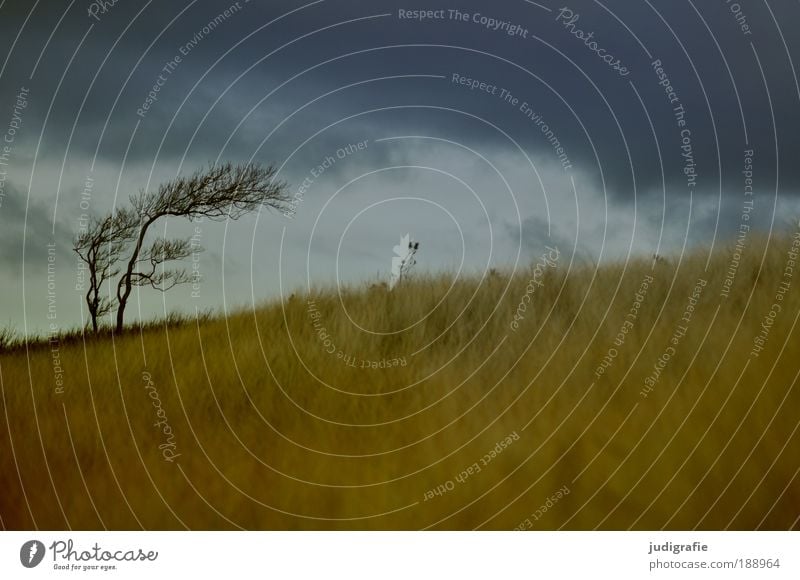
[1,232,799,530]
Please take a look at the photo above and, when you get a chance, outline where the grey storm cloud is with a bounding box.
[0,180,72,272]
[0,0,795,184]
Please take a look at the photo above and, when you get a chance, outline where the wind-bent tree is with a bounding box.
[114,162,290,332]
[73,162,290,333]
[73,211,137,332]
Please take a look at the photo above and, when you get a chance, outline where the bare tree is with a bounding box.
[114,162,290,332]
[73,211,137,332]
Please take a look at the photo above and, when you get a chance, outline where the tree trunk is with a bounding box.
[86,286,98,334]
[115,296,127,333]
[116,216,154,333]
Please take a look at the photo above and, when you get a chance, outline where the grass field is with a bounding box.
[1,231,799,530]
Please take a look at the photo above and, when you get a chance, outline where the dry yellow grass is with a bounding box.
[1,232,799,530]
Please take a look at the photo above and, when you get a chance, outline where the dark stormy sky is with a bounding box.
[0,0,798,333]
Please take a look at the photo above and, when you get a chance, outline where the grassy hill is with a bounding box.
[1,231,799,530]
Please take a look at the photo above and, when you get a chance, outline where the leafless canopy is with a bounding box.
[73,162,290,333]
[129,162,290,222]
[73,211,136,332]
[130,237,194,291]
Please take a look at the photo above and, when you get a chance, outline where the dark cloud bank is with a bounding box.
[0,0,798,331]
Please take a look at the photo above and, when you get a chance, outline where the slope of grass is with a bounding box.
[1,233,799,530]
